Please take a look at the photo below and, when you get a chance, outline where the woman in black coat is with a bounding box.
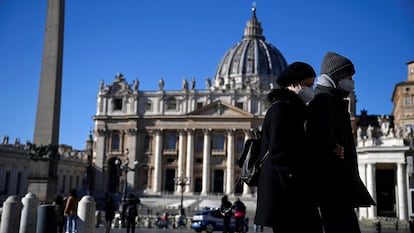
[306,52,375,233]
[254,62,323,233]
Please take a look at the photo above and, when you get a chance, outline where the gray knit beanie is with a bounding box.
[320,52,355,83]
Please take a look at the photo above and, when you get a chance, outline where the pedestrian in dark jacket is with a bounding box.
[104,193,116,233]
[254,62,323,233]
[53,194,65,233]
[220,195,233,233]
[232,198,246,233]
[307,52,376,233]
[125,194,138,233]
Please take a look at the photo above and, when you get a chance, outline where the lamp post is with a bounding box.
[115,151,138,227]
[174,170,190,212]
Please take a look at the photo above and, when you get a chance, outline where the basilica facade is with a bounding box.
[92,8,288,197]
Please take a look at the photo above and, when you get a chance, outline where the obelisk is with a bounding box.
[28,0,65,203]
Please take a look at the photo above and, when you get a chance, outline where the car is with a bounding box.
[191,208,248,233]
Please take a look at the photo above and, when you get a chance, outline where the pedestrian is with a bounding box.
[64,189,79,233]
[232,198,246,233]
[125,194,138,233]
[307,51,376,233]
[54,194,65,233]
[254,62,323,233]
[220,195,232,233]
[104,193,116,233]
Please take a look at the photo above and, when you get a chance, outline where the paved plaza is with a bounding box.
[93,224,411,233]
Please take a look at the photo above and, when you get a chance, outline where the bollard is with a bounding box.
[0,195,22,233]
[36,204,57,233]
[78,195,96,233]
[19,193,39,233]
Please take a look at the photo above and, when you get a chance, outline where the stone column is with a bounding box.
[177,130,186,193]
[126,128,138,190]
[185,129,194,193]
[397,163,408,221]
[366,163,376,219]
[243,130,252,196]
[153,129,163,193]
[201,129,211,195]
[358,163,368,219]
[94,128,107,194]
[226,129,235,194]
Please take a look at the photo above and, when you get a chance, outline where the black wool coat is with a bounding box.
[254,89,322,232]
[306,85,375,208]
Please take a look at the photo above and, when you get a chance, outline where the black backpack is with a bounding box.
[238,128,270,187]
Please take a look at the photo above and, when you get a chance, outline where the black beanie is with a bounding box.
[320,52,355,82]
[277,62,316,87]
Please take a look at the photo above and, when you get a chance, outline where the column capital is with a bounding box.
[185,128,195,134]
[97,128,107,136]
[125,128,138,135]
[203,128,212,134]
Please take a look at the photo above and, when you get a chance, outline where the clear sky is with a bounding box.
[0,0,413,150]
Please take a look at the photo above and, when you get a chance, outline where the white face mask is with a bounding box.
[298,86,314,104]
[338,79,355,92]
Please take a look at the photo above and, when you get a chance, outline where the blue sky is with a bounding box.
[0,0,413,150]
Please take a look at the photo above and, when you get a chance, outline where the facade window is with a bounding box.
[196,135,203,153]
[166,98,177,111]
[111,133,120,151]
[236,136,244,153]
[113,98,123,111]
[144,135,151,152]
[4,171,10,195]
[16,172,22,194]
[69,176,73,190]
[197,102,203,110]
[236,102,243,110]
[213,133,225,150]
[405,96,412,105]
[62,175,66,193]
[165,134,177,149]
[145,101,152,111]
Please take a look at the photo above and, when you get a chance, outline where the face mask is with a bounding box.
[298,86,314,104]
[338,79,355,92]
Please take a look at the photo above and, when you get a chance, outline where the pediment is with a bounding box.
[187,100,254,117]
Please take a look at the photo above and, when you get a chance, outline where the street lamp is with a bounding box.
[174,170,190,212]
[115,151,138,227]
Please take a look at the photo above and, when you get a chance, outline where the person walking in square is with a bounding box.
[307,52,376,233]
[220,195,232,233]
[104,193,116,233]
[254,62,323,233]
[64,189,79,233]
[232,198,246,233]
[125,194,138,233]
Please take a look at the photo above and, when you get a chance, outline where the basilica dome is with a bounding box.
[213,7,288,92]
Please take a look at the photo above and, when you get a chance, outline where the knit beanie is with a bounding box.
[320,52,355,83]
[277,62,316,87]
